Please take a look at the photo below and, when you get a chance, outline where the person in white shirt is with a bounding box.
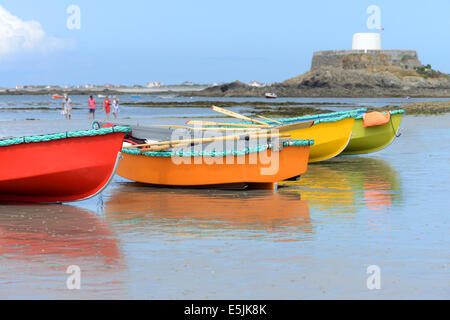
[62,94,73,120]
[112,96,119,120]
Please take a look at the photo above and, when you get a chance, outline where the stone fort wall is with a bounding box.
[311,50,422,70]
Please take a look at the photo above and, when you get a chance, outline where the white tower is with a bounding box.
[352,33,382,52]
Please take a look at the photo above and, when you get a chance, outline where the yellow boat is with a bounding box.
[282,115,355,163]
[233,110,360,163]
[190,107,358,163]
[261,108,403,156]
[341,110,404,155]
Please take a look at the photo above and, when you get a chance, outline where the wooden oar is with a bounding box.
[132,129,289,152]
[185,119,314,132]
[154,125,261,132]
[141,132,291,152]
[257,115,282,125]
[140,131,263,152]
[211,105,268,126]
[186,120,271,129]
[123,120,314,151]
[125,130,271,150]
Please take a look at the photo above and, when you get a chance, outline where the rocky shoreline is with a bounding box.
[245,100,450,118]
[122,99,450,117]
[182,67,450,98]
[377,100,450,115]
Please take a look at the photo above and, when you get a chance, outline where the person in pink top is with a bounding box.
[104,96,111,120]
[88,95,96,120]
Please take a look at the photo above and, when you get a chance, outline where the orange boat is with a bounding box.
[0,126,130,203]
[116,125,313,190]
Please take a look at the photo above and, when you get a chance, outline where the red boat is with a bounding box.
[0,126,130,203]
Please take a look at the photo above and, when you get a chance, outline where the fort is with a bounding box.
[311,33,422,71]
[311,49,422,71]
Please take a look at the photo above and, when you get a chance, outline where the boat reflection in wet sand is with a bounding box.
[0,204,121,263]
[281,157,401,213]
[104,184,311,240]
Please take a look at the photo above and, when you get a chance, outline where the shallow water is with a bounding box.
[0,94,448,121]
[0,105,449,299]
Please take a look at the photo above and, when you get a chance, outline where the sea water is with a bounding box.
[0,97,448,299]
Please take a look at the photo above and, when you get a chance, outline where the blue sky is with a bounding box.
[0,0,449,87]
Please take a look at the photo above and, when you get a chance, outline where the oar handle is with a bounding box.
[140,132,291,152]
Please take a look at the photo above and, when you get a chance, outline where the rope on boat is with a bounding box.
[311,112,360,124]
[274,108,368,124]
[0,126,131,148]
[122,139,314,158]
[240,109,364,126]
[390,117,402,138]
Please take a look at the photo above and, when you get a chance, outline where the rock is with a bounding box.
[185,67,450,97]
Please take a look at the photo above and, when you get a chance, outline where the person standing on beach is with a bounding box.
[112,96,119,120]
[88,95,96,120]
[104,96,111,120]
[62,94,72,120]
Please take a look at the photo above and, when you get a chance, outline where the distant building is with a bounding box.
[104,84,114,88]
[181,81,195,86]
[146,81,163,88]
[249,81,264,87]
[16,85,24,89]
[352,33,382,51]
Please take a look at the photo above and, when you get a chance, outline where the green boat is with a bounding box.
[341,110,404,155]
[259,108,404,156]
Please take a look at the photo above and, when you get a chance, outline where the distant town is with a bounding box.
[7,80,273,91]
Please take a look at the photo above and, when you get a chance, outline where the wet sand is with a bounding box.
[0,114,449,299]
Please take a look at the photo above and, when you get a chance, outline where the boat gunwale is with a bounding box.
[256,108,367,125]
[0,126,131,148]
[122,139,315,158]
